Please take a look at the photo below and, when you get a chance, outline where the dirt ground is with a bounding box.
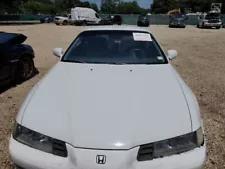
[0,24,225,169]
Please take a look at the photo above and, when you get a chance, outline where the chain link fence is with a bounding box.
[1,14,225,25]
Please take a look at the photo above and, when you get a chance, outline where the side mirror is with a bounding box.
[53,48,64,58]
[167,49,177,60]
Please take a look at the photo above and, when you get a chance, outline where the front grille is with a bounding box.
[209,19,219,23]
[55,18,60,20]
[52,139,68,157]
[137,143,154,161]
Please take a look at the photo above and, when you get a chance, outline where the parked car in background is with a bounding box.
[99,14,122,25]
[197,10,222,29]
[40,15,54,23]
[137,14,150,27]
[54,14,71,25]
[0,32,35,86]
[71,7,101,25]
[169,13,187,28]
[9,26,206,169]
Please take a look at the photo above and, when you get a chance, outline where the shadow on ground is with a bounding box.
[0,68,39,94]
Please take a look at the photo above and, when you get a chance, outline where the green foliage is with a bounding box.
[101,1,144,14]
[90,3,99,13]
[151,0,225,14]
[1,0,225,15]
[23,1,57,14]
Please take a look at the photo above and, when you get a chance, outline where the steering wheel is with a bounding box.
[126,48,146,60]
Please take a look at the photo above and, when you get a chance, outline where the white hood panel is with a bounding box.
[22,62,191,150]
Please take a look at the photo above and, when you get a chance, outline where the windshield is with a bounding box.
[139,15,148,20]
[62,31,167,65]
[205,13,220,19]
[172,13,184,19]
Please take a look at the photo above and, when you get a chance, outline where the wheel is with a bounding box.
[55,23,59,26]
[201,22,205,29]
[17,56,34,81]
[183,25,186,28]
[82,20,87,26]
[197,24,199,28]
[216,26,221,29]
[63,20,68,25]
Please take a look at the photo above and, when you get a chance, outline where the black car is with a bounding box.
[169,13,187,28]
[137,15,150,27]
[0,32,35,86]
[40,15,54,23]
[100,14,122,25]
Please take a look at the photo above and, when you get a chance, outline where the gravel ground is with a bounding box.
[0,24,225,169]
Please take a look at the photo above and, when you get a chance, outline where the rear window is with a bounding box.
[114,15,121,20]
[139,15,148,19]
[62,30,167,65]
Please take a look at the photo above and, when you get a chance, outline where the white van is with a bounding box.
[71,7,101,25]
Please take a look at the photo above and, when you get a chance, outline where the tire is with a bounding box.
[17,56,34,81]
[82,20,87,26]
[56,23,59,26]
[216,26,221,29]
[63,20,68,25]
[197,24,199,28]
[202,22,205,29]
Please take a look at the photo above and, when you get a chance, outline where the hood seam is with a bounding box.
[172,71,193,131]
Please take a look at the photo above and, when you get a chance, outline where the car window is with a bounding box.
[139,15,148,20]
[114,15,121,20]
[205,13,220,19]
[95,13,100,18]
[105,15,111,19]
[62,31,167,65]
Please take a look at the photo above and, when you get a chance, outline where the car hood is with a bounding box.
[22,62,192,150]
[55,16,68,20]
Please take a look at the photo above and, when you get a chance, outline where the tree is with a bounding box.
[24,1,40,14]
[79,1,91,8]
[101,0,116,14]
[90,3,99,12]
[116,1,141,14]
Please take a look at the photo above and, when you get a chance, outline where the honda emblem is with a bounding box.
[96,155,106,164]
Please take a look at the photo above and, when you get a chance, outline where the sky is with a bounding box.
[81,0,152,9]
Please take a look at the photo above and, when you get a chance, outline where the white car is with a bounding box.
[9,26,206,169]
[54,14,71,25]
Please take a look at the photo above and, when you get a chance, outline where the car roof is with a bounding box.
[84,25,151,33]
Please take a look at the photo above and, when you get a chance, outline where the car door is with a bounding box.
[0,45,13,82]
[94,13,101,24]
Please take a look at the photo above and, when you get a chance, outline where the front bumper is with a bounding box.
[170,22,185,27]
[9,136,206,169]
[54,20,63,24]
[203,22,222,27]
[137,21,149,26]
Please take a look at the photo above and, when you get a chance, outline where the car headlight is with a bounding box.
[12,122,67,157]
[153,128,204,158]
